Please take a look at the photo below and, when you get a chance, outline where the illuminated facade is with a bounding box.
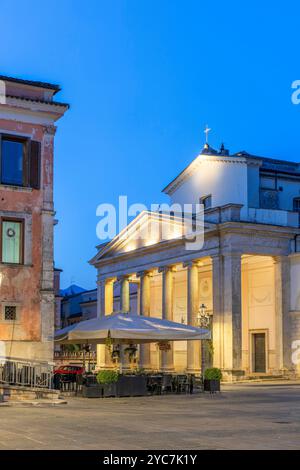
[91,144,300,380]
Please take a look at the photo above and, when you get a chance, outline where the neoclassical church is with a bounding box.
[91,142,300,381]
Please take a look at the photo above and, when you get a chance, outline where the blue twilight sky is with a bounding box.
[1,0,300,289]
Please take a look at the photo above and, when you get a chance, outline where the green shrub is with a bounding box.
[96,370,119,384]
[204,368,222,381]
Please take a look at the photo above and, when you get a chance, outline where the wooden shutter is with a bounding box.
[29,140,41,189]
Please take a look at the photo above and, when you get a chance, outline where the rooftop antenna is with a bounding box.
[204,124,211,145]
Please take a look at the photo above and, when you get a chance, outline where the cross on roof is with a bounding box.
[204,125,211,144]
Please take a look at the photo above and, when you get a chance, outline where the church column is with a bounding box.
[96,278,115,369]
[119,275,130,313]
[185,261,201,373]
[274,256,291,372]
[211,255,224,369]
[159,266,175,372]
[222,253,243,380]
[138,270,152,369]
[118,275,131,369]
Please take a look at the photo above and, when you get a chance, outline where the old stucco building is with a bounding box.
[0,75,68,363]
[91,143,300,381]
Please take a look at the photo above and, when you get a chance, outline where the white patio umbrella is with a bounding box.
[54,313,211,344]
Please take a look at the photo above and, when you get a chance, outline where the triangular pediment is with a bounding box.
[90,211,215,264]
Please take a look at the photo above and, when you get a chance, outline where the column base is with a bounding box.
[221,369,245,382]
[139,364,153,371]
[186,368,201,375]
[160,367,175,373]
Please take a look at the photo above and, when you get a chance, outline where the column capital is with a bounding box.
[272,255,289,265]
[117,274,131,282]
[158,265,177,274]
[43,124,57,136]
[136,269,154,279]
[183,259,201,268]
[97,277,116,285]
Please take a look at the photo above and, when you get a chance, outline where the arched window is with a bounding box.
[200,195,212,210]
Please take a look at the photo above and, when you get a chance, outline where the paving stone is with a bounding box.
[0,385,299,449]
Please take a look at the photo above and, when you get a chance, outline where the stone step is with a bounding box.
[4,399,67,407]
[0,384,60,402]
[245,375,286,381]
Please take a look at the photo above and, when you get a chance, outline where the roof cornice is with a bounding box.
[162,154,247,196]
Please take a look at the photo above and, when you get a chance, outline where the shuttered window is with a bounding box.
[0,134,41,189]
[29,140,41,189]
[1,219,23,264]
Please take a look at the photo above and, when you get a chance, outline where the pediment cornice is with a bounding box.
[162,154,248,196]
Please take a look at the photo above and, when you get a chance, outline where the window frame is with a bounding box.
[259,175,277,191]
[0,217,25,265]
[1,302,21,323]
[0,134,30,187]
[293,197,300,212]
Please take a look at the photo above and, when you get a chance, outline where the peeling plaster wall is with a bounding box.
[0,118,55,363]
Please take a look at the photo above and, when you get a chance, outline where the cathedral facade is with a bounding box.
[91,143,300,381]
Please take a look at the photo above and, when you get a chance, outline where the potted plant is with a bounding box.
[96,370,119,397]
[203,368,222,393]
[82,369,119,398]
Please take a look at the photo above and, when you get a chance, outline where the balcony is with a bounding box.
[248,208,299,227]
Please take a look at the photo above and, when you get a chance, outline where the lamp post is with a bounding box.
[196,303,210,386]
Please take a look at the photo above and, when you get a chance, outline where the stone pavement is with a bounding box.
[0,384,299,450]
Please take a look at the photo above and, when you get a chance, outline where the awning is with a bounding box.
[54,313,211,344]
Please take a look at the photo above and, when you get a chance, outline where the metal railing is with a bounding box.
[54,350,96,361]
[0,357,53,389]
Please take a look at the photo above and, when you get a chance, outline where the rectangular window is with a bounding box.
[260,176,276,190]
[1,219,23,264]
[1,137,26,186]
[4,305,17,321]
[0,135,41,189]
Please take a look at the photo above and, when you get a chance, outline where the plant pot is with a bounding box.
[116,375,147,397]
[82,383,117,398]
[101,383,117,397]
[82,376,148,398]
[203,379,220,393]
[82,384,102,398]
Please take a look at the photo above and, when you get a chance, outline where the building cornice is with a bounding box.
[0,96,68,124]
[93,220,300,272]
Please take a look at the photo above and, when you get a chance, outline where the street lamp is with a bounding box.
[196,303,210,385]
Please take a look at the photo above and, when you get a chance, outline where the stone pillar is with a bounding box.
[138,271,152,369]
[274,256,291,372]
[222,253,243,380]
[289,253,300,377]
[96,278,115,369]
[211,255,224,369]
[186,261,201,373]
[119,275,131,370]
[159,266,175,372]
